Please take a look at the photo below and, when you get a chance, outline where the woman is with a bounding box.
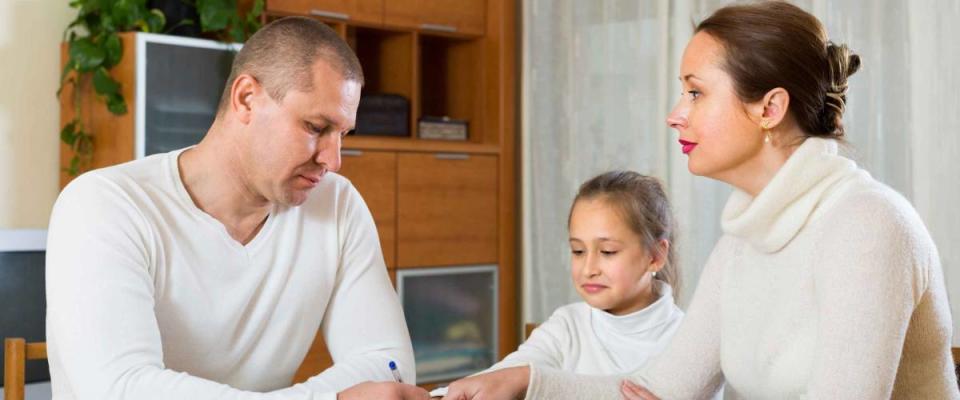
[441,2,958,399]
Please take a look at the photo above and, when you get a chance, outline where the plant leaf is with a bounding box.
[69,38,105,71]
[60,120,78,146]
[93,67,120,96]
[102,33,122,68]
[229,18,244,43]
[198,0,234,32]
[107,92,128,115]
[146,9,166,33]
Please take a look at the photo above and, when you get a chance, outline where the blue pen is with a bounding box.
[388,360,403,383]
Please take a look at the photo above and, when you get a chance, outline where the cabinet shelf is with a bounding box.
[343,136,499,154]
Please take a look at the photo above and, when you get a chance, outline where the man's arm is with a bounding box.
[299,183,416,392]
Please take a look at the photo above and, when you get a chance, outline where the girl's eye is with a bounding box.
[571,250,585,256]
[600,250,618,256]
[687,90,701,100]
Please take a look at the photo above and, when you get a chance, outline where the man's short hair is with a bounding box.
[216,17,364,115]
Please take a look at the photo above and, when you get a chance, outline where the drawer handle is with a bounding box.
[310,9,350,20]
[342,149,364,157]
[420,23,458,33]
[435,153,469,160]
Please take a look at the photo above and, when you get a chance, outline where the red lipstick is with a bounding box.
[679,139,698,154]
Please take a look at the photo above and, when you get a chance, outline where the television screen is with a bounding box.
[143,38,237,156]
[0,230,49,386]
[397,265,498,383]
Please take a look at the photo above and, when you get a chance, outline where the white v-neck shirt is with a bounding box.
[46,148,414,400]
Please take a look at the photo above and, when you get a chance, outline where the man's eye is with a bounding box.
[307,122,327,135]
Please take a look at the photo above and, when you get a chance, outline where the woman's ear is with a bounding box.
[759,87,790,128]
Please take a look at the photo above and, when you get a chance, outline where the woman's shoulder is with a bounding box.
[814,170,939,271]
[823,171,929,237]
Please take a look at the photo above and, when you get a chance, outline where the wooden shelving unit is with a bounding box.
[270,0,518,386]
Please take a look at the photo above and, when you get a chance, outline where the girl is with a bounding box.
[446,171,686,385]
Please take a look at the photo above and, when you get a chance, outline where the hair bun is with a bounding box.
[819,42,861,136]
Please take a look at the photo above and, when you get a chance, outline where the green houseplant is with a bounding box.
[59,0,263,176]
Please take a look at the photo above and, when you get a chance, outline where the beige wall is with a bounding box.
[0,1,74,229]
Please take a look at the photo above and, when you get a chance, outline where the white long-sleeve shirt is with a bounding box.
[45,148,415,400]
[490,282,683,375]
[526,138,959,399]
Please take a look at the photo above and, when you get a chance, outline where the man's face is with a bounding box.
[242,61,361,207]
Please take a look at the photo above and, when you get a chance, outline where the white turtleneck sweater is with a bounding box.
[490,282,684,375]
[525,138,959,399]
[45,149,415,400]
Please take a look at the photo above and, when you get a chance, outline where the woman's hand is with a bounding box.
[338,381,430,400]
[442,366,530,400]
[620,380,660,400]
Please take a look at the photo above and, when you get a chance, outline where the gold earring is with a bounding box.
[761,120,772,144]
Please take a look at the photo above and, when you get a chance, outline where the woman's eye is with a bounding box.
[687,90,701,100]
[600,250,618,256]
[571,250,585,256]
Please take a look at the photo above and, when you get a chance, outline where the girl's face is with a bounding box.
[666,32,767,182]
[569,198,664,316]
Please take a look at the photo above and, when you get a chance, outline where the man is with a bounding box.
[46,17,428,400]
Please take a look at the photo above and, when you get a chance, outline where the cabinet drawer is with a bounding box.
[397,153,497,267]
[267,0,383,25]
[385,0,486,36]
[338,149,397,268]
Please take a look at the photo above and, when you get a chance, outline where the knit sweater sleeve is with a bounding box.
[525,237,731,400]
[46,174,333,400]
[299,183,416,391]
[806,188,930,398]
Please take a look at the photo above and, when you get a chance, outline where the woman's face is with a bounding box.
[569,198,660,316]
[666,32,766,181]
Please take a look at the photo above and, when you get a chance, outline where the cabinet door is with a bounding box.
[397,153,497,267]
[267,0,383,25]
[385,0,486,36]
[338,150,397,268]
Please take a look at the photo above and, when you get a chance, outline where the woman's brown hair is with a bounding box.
[570,171,680,298]
[696,1,861,138]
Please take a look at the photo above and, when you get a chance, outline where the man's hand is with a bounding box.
[441,366,530,400]
[338,381,430,400]
[620,380,660,400]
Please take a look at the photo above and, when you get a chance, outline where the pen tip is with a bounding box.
[389,361,397,369]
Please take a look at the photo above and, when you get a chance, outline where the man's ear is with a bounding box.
[230,74,260,125]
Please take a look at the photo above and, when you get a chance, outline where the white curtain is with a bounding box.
[522,0,960,344]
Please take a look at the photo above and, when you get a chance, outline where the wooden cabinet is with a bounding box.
[266,0,384,25]
[338,150,397,268]
[385,0,487,35]
[397,153,498,267]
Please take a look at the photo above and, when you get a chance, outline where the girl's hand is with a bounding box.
[621,380,660,400]
[441,366,530,400]
[338,381,430,400]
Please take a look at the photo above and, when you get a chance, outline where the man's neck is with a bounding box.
[177,126,272,245]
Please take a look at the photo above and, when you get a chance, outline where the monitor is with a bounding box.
[396,265,498,383]
[0,229,49,388]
